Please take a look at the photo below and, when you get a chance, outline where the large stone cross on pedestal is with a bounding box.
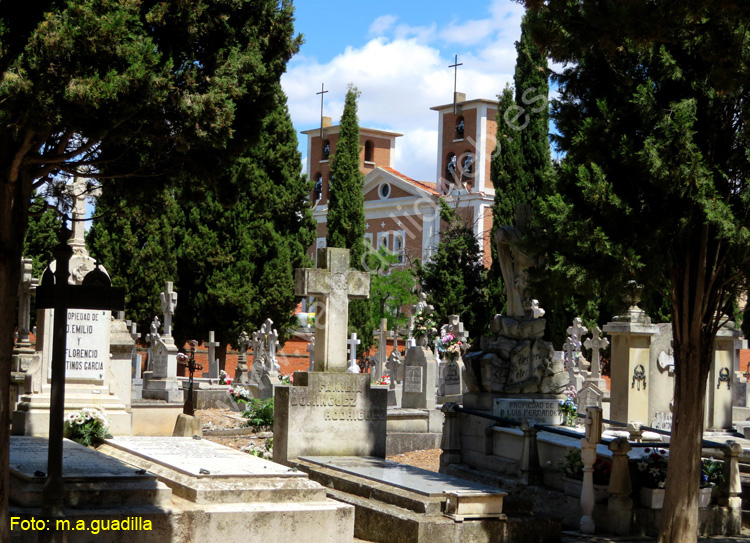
[295,247,370,372]
[66,175,101,256]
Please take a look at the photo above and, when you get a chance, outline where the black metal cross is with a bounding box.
[35,225,125,529]
[316,82,328,138]
[178,340,203,416]
[449,54,463,115]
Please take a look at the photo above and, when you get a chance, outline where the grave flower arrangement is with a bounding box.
[558,397,578,427]
[701,457,724,488]
[636,447,669,489]
[63,406,112,447]
[219,370,232,385]
[436,331,464,362]
[560,448,583,480]
[412,311,437,344]
[374,374,391,386]
[593,457,613,485]
[279,373,293,385]
[228,385,253,405]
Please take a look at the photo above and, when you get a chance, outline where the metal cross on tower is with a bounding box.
[316,82,328,138]
[449,54,463,115]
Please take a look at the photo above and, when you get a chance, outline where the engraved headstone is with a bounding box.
[443,359,463,397]
[404,366,423,393]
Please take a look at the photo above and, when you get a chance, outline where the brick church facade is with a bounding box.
[302,93,498,278]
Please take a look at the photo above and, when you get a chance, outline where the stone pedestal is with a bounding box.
[402,347,436,409]
[706,326,742,431]
[12,310,133,436]
[602,320,660,425]
[142,336,184,403]
[273,372,387,464]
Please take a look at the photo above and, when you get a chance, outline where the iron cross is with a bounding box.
[449,54,463,115]
[316,82,328,138]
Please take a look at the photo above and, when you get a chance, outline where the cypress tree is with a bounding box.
[417,200,488,340]
[326,85,373,349]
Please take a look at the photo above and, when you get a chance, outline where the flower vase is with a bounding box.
[698,486,712,508]
[416,336,428,348]
[640,487,666,509]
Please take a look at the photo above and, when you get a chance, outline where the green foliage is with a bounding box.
[417,200,489,340]
[489,11,553,324]
[89,88,314,351]
[23,195,61,278]
[242,398,274,428]
[368,248,418,333]
[325,85,373,348]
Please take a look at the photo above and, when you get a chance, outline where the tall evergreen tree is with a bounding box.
[326,85,373,349]
[489,12,553,325]
[88,188,182,337]
[417,200,488,340]
[23,196,61,279]
[90,89,314,363]
[522,2,750,541]
[0,3,300,533]
[173,89,314,356]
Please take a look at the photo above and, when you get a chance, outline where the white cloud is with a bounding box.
[282,1,524,183]
[369,14,398,36]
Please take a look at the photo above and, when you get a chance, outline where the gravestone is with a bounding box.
[583,326,608,390]
[386,348,404,407]
[247,320,282,399]
[706,324,743,431]
[235,330,251,385]
[12,215,132,436]
[145,315,160,371]
[576,381,604,414]
[142,282,184,403]
[402,346,436,410]
[202,331,220,379]
[443,359,463,397]
[274,248,387,464]
[131,322,144,401]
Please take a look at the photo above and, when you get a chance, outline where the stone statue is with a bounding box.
[493,204,536,319]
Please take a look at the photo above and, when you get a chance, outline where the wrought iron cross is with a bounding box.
[317,82,328,138]
[178,340,203,416]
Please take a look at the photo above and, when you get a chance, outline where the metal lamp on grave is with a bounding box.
[34,224,125,527]
[178,340,203,416]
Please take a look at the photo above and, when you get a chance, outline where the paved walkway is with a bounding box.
[560,530,750,542]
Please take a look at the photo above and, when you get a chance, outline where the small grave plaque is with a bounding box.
[651,412,672,431]
[404,366,423,393]
[493,398,563,425]
[443,360,462,396]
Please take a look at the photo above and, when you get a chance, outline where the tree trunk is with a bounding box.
[0,168,33,541]
[659,343,706,543]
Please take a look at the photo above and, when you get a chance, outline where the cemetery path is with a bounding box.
[386,448,441,473]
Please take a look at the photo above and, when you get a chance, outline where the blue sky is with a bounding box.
[281,0,526,182]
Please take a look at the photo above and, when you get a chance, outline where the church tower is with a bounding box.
[431,93,498,266]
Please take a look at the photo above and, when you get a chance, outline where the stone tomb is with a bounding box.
[97,436,354,542]
[9,436,170,509]
[402,346,436,410]
[274,372,387,462]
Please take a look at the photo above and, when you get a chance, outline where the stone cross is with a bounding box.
[347,333,361,373]
[205,331,220,379]
[307,337,315,372]
[16,257,38,345]
[374,318,389,380]
[531,299,545,319]
[567,318,588,347]
[66,175,101,256]
[160,281,178,337]
[235,331,251,384]
[398,316,415,349]
[447,315,469,346]
[295,247,370,372]
[584,327,609,380]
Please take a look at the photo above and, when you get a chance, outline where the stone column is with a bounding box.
[719,441,742,535]
[607,437,633,535]
[519,421,541,485]
[603,317,659,425]
[706,325,742,431]
[439,402,462,473]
